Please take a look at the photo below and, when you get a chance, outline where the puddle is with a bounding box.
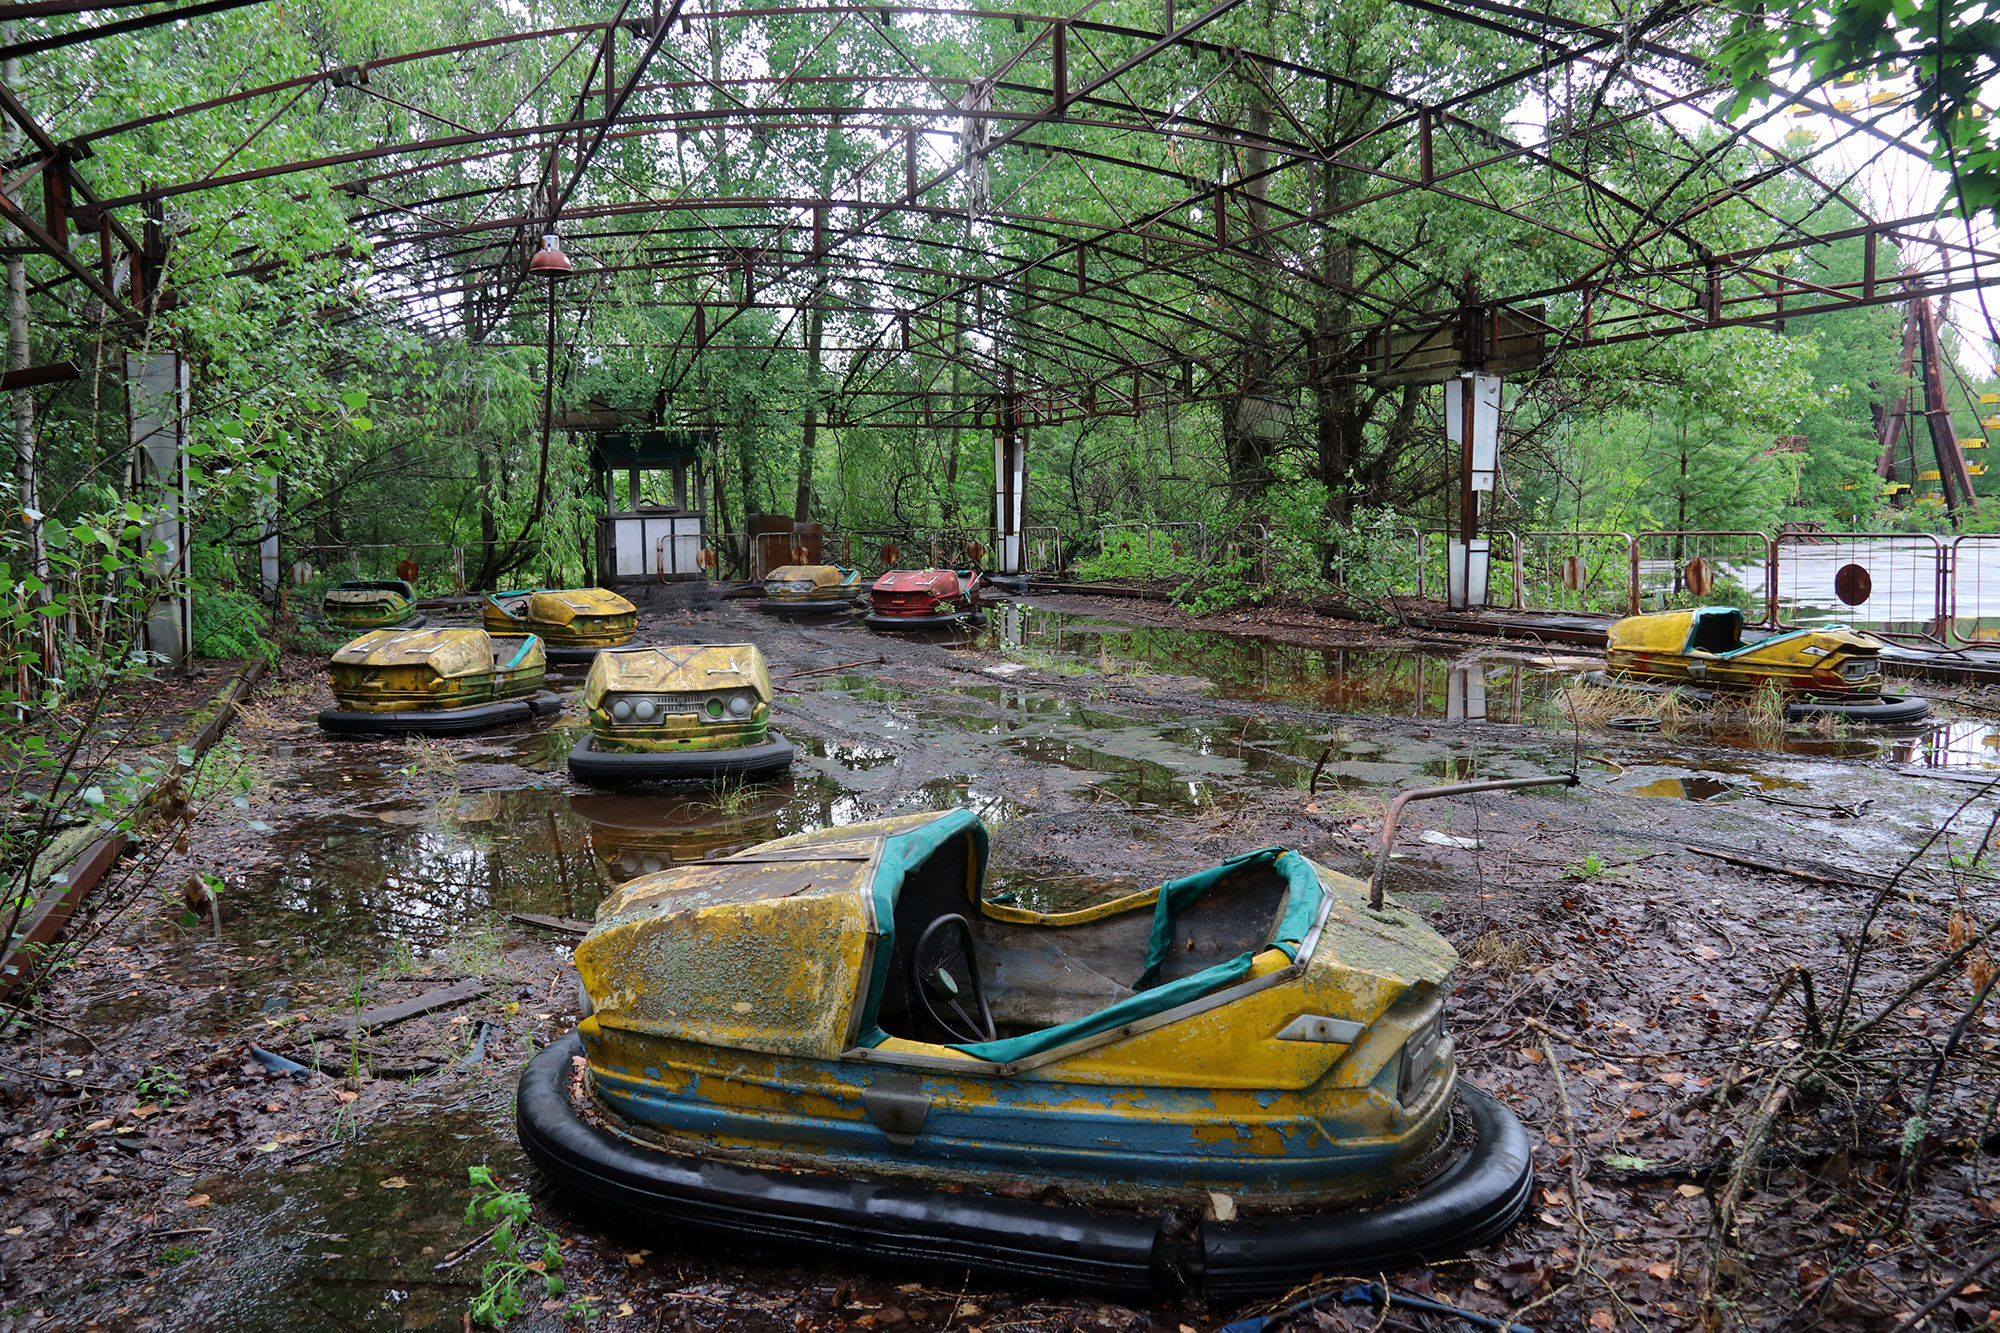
[986,604,1968,764]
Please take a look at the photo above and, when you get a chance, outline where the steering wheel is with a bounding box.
[909,914,996,1044]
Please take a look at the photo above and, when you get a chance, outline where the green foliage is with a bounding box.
[463,1166,564,1328]
[1718,0,2000,219]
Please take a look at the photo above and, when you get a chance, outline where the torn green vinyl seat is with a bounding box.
[848,820,1324,1063]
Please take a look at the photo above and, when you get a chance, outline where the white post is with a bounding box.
[1444,372,1501,610]
[257,473,280,598]
[993,409,1026,576]
[126,351,192,668]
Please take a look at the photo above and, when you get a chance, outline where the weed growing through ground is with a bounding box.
[699,775,758,817]
[464,1166,565,1327]
[403,738,459,777]
[448,921,503,974]
[1563,853,1606,879]
[135,1066,187,1106]
[160,1244,199,1264]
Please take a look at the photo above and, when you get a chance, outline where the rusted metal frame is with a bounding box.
[0,191,139,324]
[1584,57,1883,255]
[904,0,1251,205]
[195,79,316,185]
[2,0,190,15]
[355,83,481,138]
[1565,60,1837,245]
[0,84,141,262]
[1499,211,1984,309]
[400,234,1209,373]
[1563,273,2000,351]
[52,20,613,161]
[345,181,530,235]
[95,115,607,209]
[1585,82,1893,279]
[489,28,595,138]
[0,0,272,61]
[1414,0,1701,68]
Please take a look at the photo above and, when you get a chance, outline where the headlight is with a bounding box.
[728,695,751,717]
[705,698,725,719]
[611,698,632,721]
[1398,1006,1446,1105]
[634,698,658,722]
[1838,658,1877,682]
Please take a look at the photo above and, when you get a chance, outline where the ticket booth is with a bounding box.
[591,429,712,584]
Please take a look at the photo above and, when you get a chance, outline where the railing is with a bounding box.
[1632,531,1775,621]
[281,542,533,597]
[1952,535,2000,644]
[1774,531,1947,642]
[1512,531,1636,614]
[1096,521,1209,566]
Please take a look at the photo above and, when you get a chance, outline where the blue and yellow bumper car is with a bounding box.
[517,810,1531,1298]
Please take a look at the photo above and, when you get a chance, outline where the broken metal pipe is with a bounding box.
[1368,775,1579,909]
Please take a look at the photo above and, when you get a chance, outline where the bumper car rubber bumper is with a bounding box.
[566,731,795,785]
[864,611,986,632]
[545,640,639,667]
[757,599,854,617]
[1580,671,1930,724]
[516,1030,1533,1300]
[318,691,561,737]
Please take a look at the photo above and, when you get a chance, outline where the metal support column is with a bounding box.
[994,392,1027,577]
[1445,369,1501,609]
[126,351,190,667]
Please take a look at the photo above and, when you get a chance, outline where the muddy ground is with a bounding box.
[2,587,1998,1332]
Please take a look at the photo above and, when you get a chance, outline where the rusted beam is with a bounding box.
[0,0,275,61]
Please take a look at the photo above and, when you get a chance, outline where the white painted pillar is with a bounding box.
[1445,372,1501,610]
[126,352,191,668]
[993,411,1026,576]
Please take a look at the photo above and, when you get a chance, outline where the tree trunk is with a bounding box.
[4,28,45,674]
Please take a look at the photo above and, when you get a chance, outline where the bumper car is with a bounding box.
[864,569,986,632]
[517,809,1532,1299]
[483,587,640,665]
[321,578,420,631]
[1585,606,1929,723]
[758,564,862,617]
[567,644,795,785]
[317,627,561,736]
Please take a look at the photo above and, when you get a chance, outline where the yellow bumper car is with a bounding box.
[567,643,794,785]
[516,810,1531,1298]
[317,627,561,736]
[321,578,420,631]
[1585,606,1928,723]
[483,587,639,665]
[758,564,862,617]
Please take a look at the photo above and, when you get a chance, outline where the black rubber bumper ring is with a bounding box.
[317,697,535,736]
[566,732,795,785]
[864,612,985,632]
[756,600,854,617]
[516,1032,1533,1299]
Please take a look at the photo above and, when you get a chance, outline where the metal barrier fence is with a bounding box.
[1633,531,1774,618]
[1774,531,1946,642]
[1096,521,1209,567]
[1512,530,1636,614]
[283,542,499,597]
[1952,535,2000,643]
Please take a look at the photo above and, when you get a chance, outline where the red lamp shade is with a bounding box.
[528,233,572,276]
